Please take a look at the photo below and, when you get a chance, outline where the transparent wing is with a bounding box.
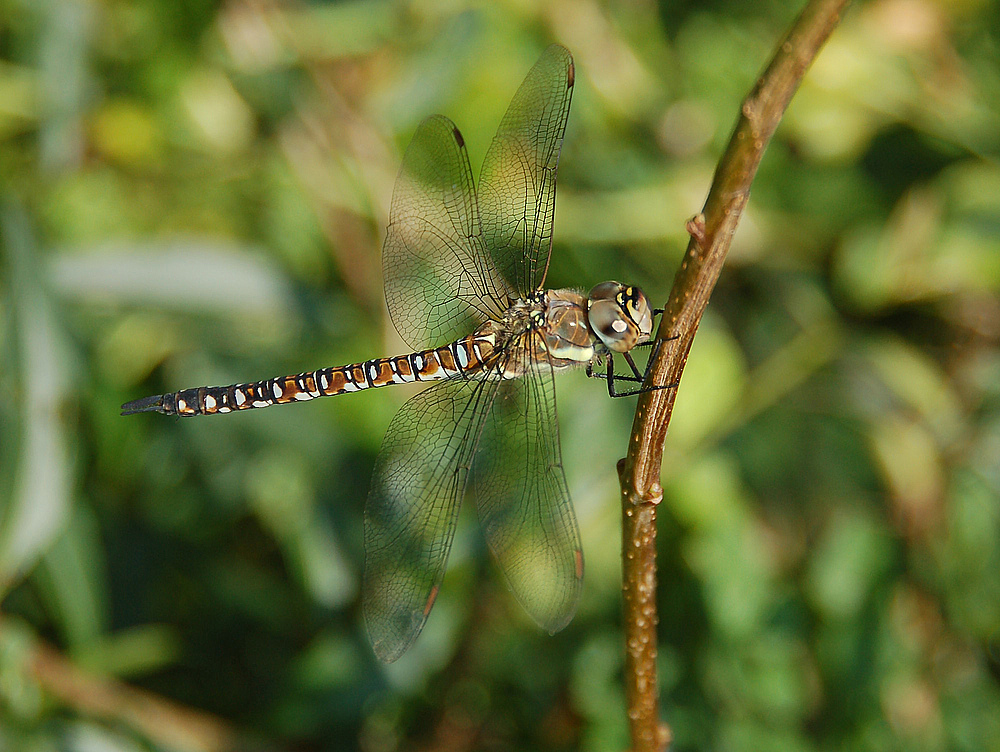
[363,374,501,662]
[383,115,511,351]
[479,44,574,296]
[472,337,583,634]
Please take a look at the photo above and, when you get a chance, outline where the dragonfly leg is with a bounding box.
[632,333,679,349]
[606,381,676,398]
[606,355,626,398]
[603,340,679,398]
[623,351,644,380]
[586,353,651,398]
[587,357,642,397]
[605,354,618,398]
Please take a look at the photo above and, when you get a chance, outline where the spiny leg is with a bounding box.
[622,351,644,380]
[607,347,673,398]
[588,339,680,398]
[586,351,643,397]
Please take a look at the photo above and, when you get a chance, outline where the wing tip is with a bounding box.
[367,611,428,664]
[371,637,407,664]
[541,43,574,88]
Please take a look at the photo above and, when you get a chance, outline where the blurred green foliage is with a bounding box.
[2,0,999,750]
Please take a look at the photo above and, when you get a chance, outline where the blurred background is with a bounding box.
[2,0,999,750]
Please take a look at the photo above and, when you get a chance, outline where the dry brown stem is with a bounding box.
[0,616,254,752]
[617,1,853,749]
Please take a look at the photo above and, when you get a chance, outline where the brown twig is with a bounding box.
[617,1,852,750]
[0,617,259,752]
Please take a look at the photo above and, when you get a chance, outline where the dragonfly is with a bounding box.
[122,45,663,663]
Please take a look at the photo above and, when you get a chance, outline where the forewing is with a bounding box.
[478,45,574,296]
[472,340,583,634]
[363,375,501,662]
[383,115,511,351]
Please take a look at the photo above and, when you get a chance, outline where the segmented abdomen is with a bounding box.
[121,333,497,417]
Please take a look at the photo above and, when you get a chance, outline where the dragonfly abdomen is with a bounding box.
[120,333,498,417]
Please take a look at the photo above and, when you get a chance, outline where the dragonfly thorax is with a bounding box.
[484,283,653,380]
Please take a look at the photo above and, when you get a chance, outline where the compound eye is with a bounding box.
[588,281,624,303]
[623,288,654,339]
[589,299,639,353]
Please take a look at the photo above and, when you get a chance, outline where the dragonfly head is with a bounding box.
[587,282,654,353]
